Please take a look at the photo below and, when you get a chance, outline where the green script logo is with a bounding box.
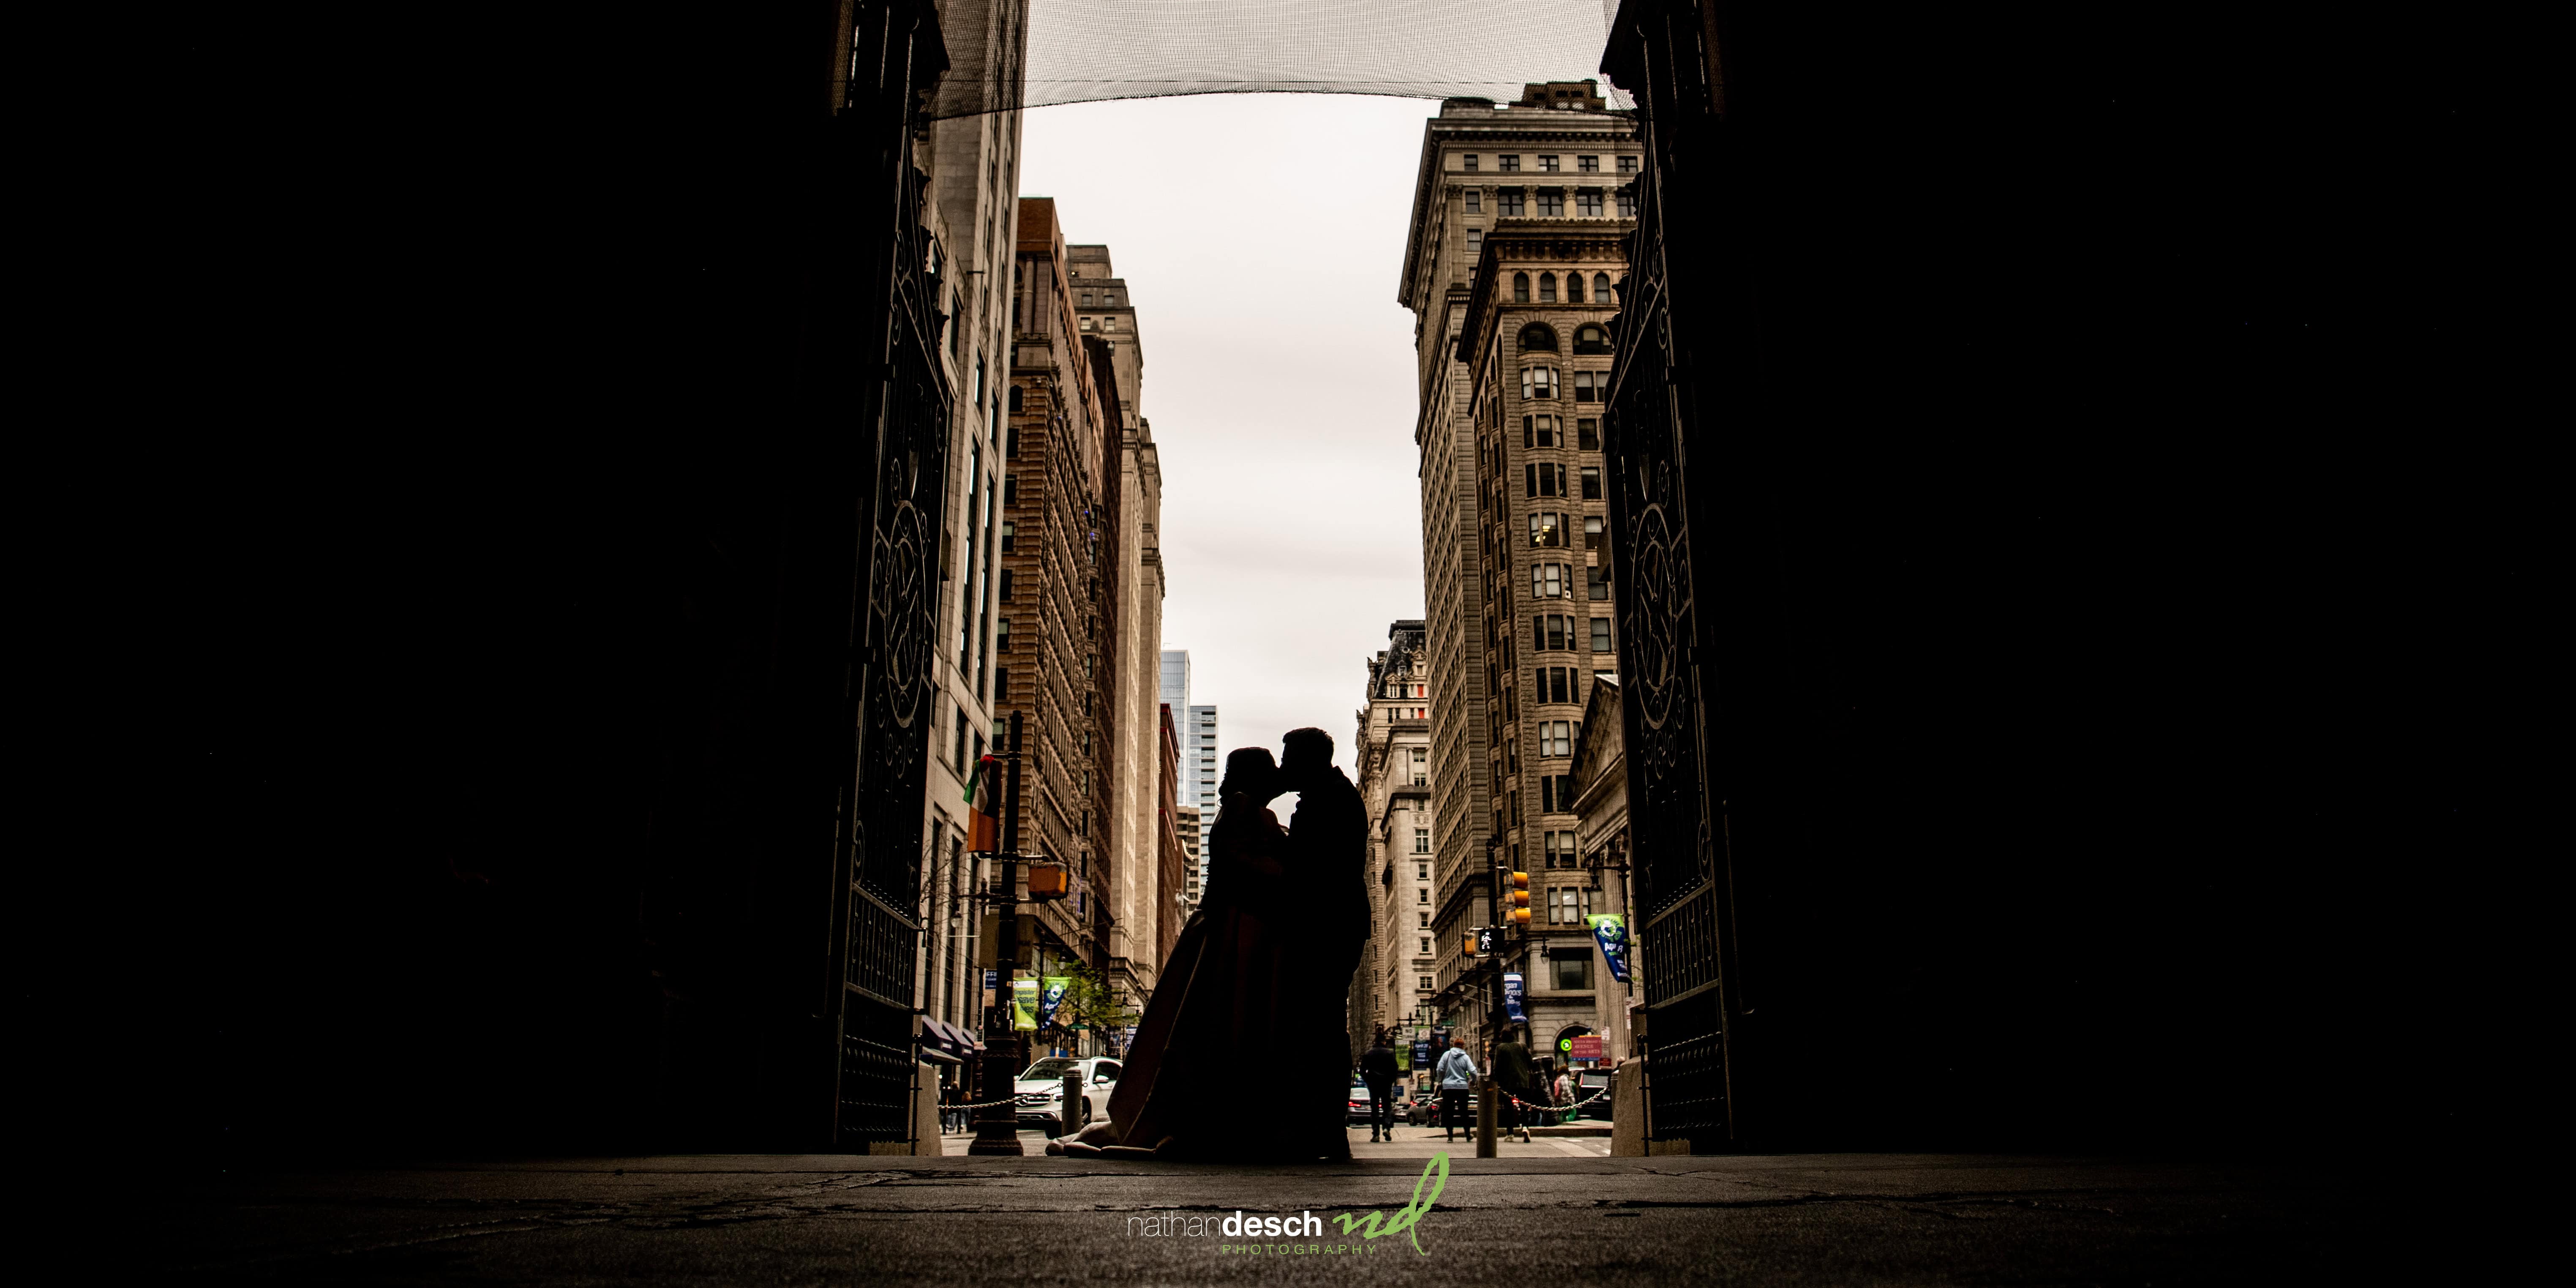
[1330,1152,1450,1255]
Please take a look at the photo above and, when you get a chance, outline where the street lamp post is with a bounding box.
[969,712,1028,1156]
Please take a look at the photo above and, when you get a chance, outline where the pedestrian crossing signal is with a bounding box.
[1475,925,1497,955]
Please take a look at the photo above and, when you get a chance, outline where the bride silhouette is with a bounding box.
[1054,746,1328,1160]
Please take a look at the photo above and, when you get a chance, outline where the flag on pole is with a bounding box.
[965,753,1002,852]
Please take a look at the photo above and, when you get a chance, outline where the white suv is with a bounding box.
[1013,1056,1121,1135]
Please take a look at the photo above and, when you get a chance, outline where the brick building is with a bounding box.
[1354,621,1436,1062]
[1397,83,1638,1056]
[1000,199,1123,1031]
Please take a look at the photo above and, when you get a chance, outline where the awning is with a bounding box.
[920,1017,986,1064]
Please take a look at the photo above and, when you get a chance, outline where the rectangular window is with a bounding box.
[1578,155,1600,174]
[1540,775,1555,813]
[1578,419,1600,450]
[1419,941,1431,957]
[1464,191,1482,213]
[1617,189,1638,218]
[1572,372,1593,402]
[1576,190,1603,217]
[1006,422,1020,457]
[1464,154,1480,172]
[1585,516,1603,550]
[1539,462,1559,496]
[1537,190,1564,216]
[1553,949,1593,988]
[1591,618,1611,653]
[1466,228,1482,253]
[1581,466,1602,499]
[1420,974,1433,990]
[1532,612,1545,649]
[1587,565,1609,601]
[1419,911,1430,928]
[1618,156,1639,174]
[1540,156,1560,172]
[994,667,1009,701]
[1525,463,1537,497]
[1551,667,1571,703]
[1418,862,1428,879]
[1536,415,1557,447]
[998,568,1014,601]
[1521,367,1556,398]
[996,617,1011,651]
[1499,154,1521,172]
[1003,475,1019,506]
[1414,827,1431,854]
[1498,189,1524,216]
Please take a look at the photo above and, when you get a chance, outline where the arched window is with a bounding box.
[1539,273,1558,302]
[1512,272,1530,303]
[1594,272,1614,301]
[1518,322,1557,352]
[1566,273,1585,303]
[1007,385,1023,414]
[1574,324,1610,355]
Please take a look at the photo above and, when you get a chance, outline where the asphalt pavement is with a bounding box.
[163,1133,2423,1285]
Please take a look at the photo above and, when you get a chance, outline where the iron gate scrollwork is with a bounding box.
[831,0,950,1149]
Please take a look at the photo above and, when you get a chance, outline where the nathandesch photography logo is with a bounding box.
[1124,1154,1450,1256]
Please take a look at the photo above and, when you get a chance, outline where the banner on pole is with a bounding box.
[1502,972,1526,1022]
[1587,913,1630,983]
[1040,976,1071,1023]
[1010,977,1039,1031]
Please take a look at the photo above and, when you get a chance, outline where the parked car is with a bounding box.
[1013,1056,1120,1135]
[1346,1076,1375,1125]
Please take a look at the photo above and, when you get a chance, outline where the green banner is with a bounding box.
[1010,977,1039,1031]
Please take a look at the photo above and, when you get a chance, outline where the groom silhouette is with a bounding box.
[1280,727,1369,1155]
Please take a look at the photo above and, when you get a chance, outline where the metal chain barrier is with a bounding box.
[1500,1083,1614,1113]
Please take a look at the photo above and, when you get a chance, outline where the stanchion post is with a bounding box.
[1477,1076,1499,1158]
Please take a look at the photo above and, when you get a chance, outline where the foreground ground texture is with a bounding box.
[164,1149,2405,1285]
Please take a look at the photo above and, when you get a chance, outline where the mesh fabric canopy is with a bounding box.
[933,0,1625,118]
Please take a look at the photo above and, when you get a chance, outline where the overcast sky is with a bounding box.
[1020,94,1442,780]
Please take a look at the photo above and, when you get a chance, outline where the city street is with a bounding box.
[161,1139,2407,1285]
[940,1124,1613,1158]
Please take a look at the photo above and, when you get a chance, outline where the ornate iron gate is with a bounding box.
[1601,0,1740,1147]
[829,0,951,1149]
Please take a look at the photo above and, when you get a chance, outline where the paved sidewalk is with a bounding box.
[163,1149,2406,1284]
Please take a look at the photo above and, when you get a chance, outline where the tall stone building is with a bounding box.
[1156,650,1209,916]
[1355,622,1436,1059]
[1000,199,1125,1046]
[1071,243,1174,1022]
[1397,82,1638,1059]
[915,0,1031,1044]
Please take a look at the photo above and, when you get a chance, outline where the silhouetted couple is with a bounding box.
[1052,727,1367,1160]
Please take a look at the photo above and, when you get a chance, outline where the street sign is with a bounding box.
[1570,1034,1604,1059]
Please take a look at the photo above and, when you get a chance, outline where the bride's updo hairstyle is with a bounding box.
[1218,747,1278,800]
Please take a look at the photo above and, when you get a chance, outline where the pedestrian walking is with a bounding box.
[1435,1038,1477,1142]
[1360,1029,1401,1142]
[1491,1027,1538,1143]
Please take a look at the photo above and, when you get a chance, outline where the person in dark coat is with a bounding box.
[1491,1026,1539,1143]
[1359,1029,1401,1142]
[1281,726,1369,1160]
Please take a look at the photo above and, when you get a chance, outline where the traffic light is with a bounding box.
[1508,870,1531,925]
[1463,930,1478,958]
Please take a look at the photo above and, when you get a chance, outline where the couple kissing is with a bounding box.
[1052,727,1368,1161]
